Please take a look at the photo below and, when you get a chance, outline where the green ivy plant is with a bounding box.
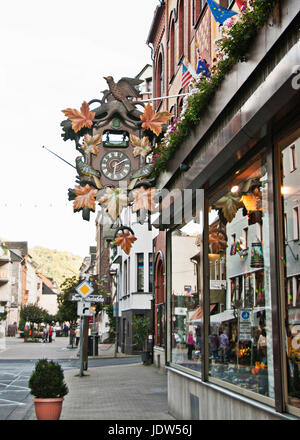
[151,0,277,178]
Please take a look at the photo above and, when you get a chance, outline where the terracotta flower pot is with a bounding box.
[33,397,64,420]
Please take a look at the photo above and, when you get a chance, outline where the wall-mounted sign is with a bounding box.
[239,309,252,341]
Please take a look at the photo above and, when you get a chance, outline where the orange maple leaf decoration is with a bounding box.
[130,134,152,158]
[73,184,98,211]
[98,187,129,220]
[113,231,137,255]
[82,133,101,155]
[132,187,156,212]
[62,101,95,133]
[140,103,172,137]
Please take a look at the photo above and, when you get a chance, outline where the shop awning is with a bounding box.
[188,304,216,323]
[210,309,235,323]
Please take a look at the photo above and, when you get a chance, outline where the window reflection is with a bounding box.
[208,152,274,398]
[171,221,202,375]
[281,134,300,409]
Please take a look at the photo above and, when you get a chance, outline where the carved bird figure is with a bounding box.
[103,76,143,113]
[76,156,101,178]
[75,156,102,189]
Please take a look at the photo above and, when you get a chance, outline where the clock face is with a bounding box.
[100,151,131,181]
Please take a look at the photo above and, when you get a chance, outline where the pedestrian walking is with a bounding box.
[209,332,219,361]
[257,329,267,364]
[42,327,48,343]
[52,324,56,341]
[187,331,195,360]
[48,325,53,343]
[219,329,229,363]
[63,323,69,337]
[75,326,80,347]
[70,326,75,347]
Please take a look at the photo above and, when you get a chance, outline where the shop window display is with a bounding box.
[170,222,203,375]
[208,152,275,399]
[280,133,300,411]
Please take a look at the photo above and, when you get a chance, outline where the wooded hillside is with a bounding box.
[29,246,83,289]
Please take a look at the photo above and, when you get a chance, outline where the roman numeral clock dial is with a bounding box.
[100,151,131,181]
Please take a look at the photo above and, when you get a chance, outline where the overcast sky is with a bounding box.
[0,0,159,258]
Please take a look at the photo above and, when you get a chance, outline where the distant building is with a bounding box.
[0,241,59,333]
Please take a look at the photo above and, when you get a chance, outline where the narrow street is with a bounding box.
[0,336,171,421]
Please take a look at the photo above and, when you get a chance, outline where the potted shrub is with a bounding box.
[29,359,69,420]
[133,315,151,364]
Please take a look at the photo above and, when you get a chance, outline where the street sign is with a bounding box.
[75,280,94,299]
[77,301,92,316]
[239,310,252,341]
[69,293,105,303]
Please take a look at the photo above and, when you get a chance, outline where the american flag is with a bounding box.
[181,61,193,88]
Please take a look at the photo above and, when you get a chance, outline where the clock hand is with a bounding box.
[115,159,128,166]
[113,159,128,176]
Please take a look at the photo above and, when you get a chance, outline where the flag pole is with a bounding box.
[135,92,189,104]
[42,146,77,169]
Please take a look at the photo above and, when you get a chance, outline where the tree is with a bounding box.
[133,315,150,351]
[56,276,109,324]
[0,302,7,322]
[105,304,116,342]
[20,305,44,329]
[56,276,78,325]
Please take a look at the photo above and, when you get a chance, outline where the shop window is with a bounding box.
[136,253,144,292]
[128,257,130,293]
[280,133,300,412]
[208,151,275,400]
[123,259,128,295]
[170,222,202,375]
[157,304,165,347]
[293,207,299,241]
[155,258,165,347]
[149,253,153,293]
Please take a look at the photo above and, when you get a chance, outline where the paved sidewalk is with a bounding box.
[29,363,174,420]
[0,335,121,360]
[0,337,174,420]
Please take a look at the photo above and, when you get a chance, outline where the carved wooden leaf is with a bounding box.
[130,134,152,158]
[73,184,98,211]
[62,101,95,133]
[98,187,129,220]
[140,103,172,136]
[82,134,101,155]
[213,194,243,223]
[209,232,228,254]
[132,187,156,212]
[114,231,137,255]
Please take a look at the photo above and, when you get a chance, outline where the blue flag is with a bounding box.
[196,51,211,77]
[206,0,238,25]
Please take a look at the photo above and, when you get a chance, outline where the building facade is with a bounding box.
[0,241,59,333]
[148,0,300,420]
